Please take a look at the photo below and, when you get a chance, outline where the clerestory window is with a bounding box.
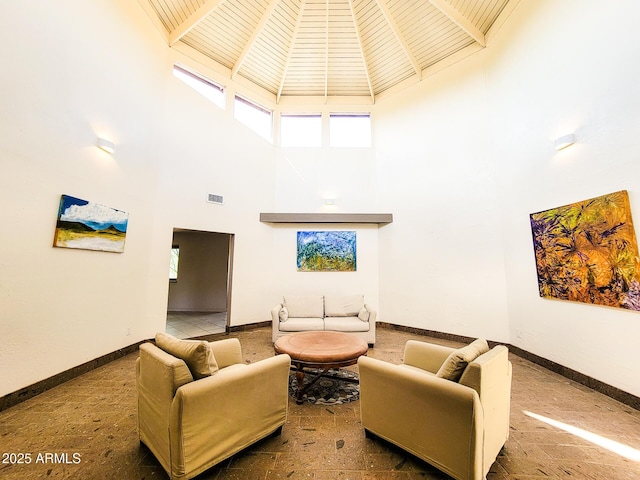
[329,114,371,147]
[173,65,225,109]
[234,95,272,142]
[280,114,322,147]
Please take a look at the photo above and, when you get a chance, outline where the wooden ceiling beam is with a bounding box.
[428,0,486,47]
[347,0,375,104]
[277,0,307,103]
[232,0,280,78]
[324,0,329,102]
[375,0,422,79]
[169,0,227,45]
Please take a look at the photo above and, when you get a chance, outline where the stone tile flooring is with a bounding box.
[166,311,227,339]
[1,327,639,479]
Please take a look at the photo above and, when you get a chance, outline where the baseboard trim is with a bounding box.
[377,322,640,411]
[507,344,640,411]
[229,320,271,332]
[2,322,638,412]
[0,340,145,412]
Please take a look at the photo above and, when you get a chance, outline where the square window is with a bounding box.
[329,114,371,147]
[281,114,322,147]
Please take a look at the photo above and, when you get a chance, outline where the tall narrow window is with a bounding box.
[234,95,272,142]
[329,114,371,147]
[169,246,180,282]
[280,114,322,147]
[173,65,225,109]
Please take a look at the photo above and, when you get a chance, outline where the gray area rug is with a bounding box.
[289,368,359,405]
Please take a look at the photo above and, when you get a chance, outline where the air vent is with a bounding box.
[207,193,224,205]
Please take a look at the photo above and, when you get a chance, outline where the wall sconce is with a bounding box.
[96,137,115,154]
[554,134,575,151]
[323,198,335,206]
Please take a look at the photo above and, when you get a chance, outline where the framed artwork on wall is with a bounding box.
[530,190,640,311]
[297,231,356,272]
[53,194,129,253]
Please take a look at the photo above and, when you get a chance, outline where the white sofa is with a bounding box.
[271,294,376,346]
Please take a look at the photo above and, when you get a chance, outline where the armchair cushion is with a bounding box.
[279,306,289,322]
[155,332,219,379]
[324,294,364,316]
[436,338,489,382]
[283,295,324,318]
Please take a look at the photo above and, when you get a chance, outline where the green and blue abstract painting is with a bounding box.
[297,231,356,272]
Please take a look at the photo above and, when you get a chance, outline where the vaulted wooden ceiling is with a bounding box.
[139,0,516,104]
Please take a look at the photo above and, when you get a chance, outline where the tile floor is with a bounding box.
[1,327,639,479]
[166,311,227,339]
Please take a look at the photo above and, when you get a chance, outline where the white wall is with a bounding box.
[375,52,510,342]
[376,0,640,397]
[488,0,640,397]
[268,225,379,312]
[0,0,283,396]
[0,0,168,396]
[269,133,380,310]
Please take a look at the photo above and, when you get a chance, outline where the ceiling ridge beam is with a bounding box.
[169,0,227,46]
[347,0,375,104]
[324,0,329,103]
[277,0,307,103]
[375,0,422,79]
[231,0,281,78]
[428,0,486,47]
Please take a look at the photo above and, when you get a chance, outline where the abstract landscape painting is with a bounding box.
[297,231,356,272]
[530,190,640,311]
[53,194,129,253]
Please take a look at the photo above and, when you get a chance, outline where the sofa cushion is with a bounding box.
[155,332,219,379]
[324,317,370,332]
[324,294,364,317]
[279,306,289,322]
[283,295,324,318]
[357,306,370,322]
[279,317,325,332]
[436,338,489,382]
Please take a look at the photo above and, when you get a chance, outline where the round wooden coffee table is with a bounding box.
[274,331,369,404]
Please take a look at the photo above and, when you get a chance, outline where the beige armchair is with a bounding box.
[137,334,291,480]
[358,339,511,480]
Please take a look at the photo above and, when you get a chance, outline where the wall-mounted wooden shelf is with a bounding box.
[260,213,393,225]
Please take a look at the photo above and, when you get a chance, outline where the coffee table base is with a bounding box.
[292,364,359,404]
[274,331,369,404]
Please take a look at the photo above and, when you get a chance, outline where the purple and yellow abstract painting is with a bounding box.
[297,231,356,272]
[530,190,640,311]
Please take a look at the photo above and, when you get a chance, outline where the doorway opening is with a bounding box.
[165,228,234,339]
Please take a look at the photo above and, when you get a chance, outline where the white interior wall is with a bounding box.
[0,0,169,396]
[269,132,380,309]
[148,48,283,326]
[488,0,640,397]
[376,0,640,397]
[268,225,379,313]
[375,52,510,342]
[0,0,281,396]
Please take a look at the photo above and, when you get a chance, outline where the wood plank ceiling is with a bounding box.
[140,0,515,104]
